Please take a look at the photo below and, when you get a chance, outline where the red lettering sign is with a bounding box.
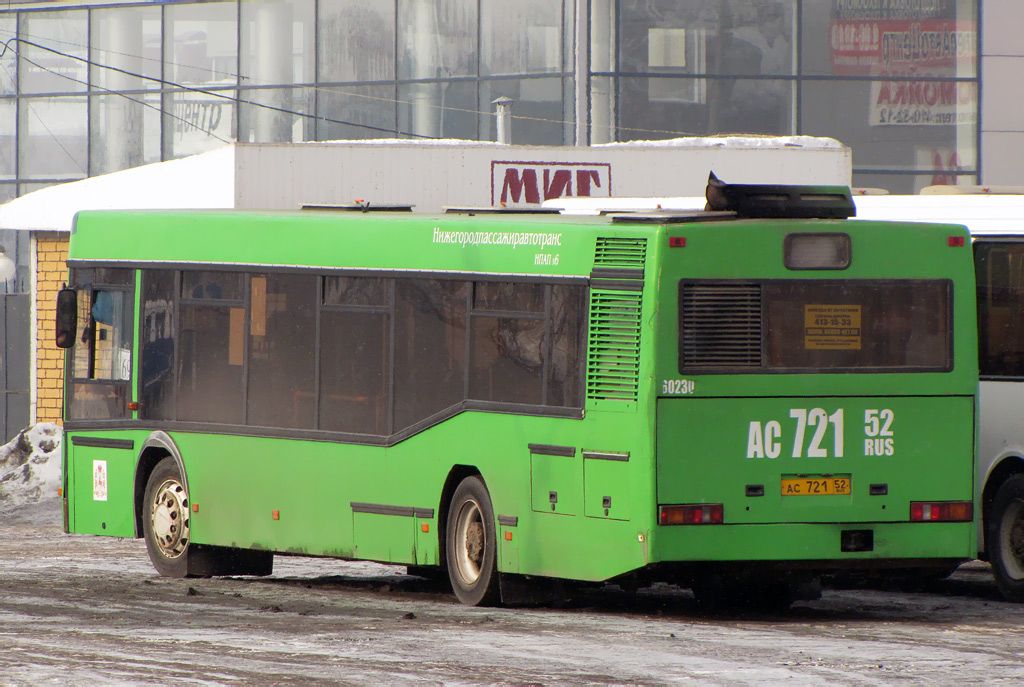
[492,162,612,206]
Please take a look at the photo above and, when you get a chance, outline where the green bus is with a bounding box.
[58,181,978,607]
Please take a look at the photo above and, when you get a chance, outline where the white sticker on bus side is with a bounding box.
[746,408,897,459]
[747,408,845,459]
[661,379,695,395]
[863,408,896,456]
[93,460,108,501]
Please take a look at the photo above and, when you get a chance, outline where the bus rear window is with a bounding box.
[679,280,952,373]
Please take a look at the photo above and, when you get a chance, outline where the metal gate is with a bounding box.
[0,293,29,443]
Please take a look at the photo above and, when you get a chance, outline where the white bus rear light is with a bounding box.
[909,501,972,522]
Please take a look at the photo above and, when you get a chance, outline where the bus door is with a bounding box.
[62,268,137,537]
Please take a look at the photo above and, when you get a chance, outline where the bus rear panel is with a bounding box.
[651,218,976,578]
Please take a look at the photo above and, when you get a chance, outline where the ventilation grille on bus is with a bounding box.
[587,237,647,402]
[594,237,648,270]
[680,283,763,368]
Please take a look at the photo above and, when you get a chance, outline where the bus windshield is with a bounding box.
[679,279,952,372]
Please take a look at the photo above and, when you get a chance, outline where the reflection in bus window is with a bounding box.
[182,270,243,301]
[474,281,545,312]
[765,280,951,370]
[324,275,389,306]
[393,279,468,432]
[319,309,389,434]
[248,274,317,429]
[141,270,176,420]
[470,315,545,405]
[177,304,245,424]
[548,284,587,407]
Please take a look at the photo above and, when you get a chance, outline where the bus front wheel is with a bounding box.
[989,474,1024,602]
[446,476,500,606]
[142,457,193,577]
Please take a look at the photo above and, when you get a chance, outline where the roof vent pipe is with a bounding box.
[493,96,513,144]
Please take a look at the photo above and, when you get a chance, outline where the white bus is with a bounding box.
[853,190,1024,601]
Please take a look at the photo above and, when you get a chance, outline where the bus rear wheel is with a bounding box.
[446,476,500,606]
[990,475,1024,602]
[142,457,192,577]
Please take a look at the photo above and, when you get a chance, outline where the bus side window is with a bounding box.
[140,270,176,420]
[67,268,134,421]
[466,281,586,409]
[319,277,391,434]
[393,279,468,433]
[469,282,546,405]
[978,243,1024,377]
[176,270,246,425]
[547,284,587,408]
[247,273,317,430]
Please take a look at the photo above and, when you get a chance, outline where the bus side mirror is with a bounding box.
[55,287,77,349]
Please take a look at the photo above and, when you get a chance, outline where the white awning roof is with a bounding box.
[0,145,236,233]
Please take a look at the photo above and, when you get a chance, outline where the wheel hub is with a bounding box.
[455,500,484,584]
[151,479,190,559]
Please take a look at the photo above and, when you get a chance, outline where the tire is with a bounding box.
[989,474,1024,602]
[445,476,500,606]
[142,456,193,578]
[141,457,274,578]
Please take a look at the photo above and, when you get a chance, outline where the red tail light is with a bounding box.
[910,501,972,522]
[659,504,724,525]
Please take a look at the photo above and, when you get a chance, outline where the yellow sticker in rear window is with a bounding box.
[804,304,861,350]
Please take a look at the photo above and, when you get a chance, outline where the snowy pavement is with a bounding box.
[1,510,1024,684]
[2,427,1024,684]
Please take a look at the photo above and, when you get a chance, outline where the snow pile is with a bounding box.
[0,423,62,512]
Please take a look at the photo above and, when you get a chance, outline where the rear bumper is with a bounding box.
[652,521,975,567]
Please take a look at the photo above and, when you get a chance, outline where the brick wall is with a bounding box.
[35,233,69,425]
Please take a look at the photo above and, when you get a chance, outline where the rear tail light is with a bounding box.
[659,504,723,525]
[910,501,972,522]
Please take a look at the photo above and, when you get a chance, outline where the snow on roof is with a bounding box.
[595,135,844,149]
[0,145,236,233]
[303,138,506,147]
[300,136,845,149]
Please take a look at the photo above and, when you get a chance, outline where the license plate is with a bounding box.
[781,476,851,496]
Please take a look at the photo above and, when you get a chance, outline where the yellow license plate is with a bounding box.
[781,476,851,496]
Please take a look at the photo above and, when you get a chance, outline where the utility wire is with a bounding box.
[1,34,714,142]
[2,38,231,144]
[1,37,438,139]
[0,60,88,175]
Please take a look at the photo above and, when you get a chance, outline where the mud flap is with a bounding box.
[498,572,563,606]
[186,545,274,577]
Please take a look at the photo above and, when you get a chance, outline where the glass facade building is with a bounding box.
[0,0,979,199]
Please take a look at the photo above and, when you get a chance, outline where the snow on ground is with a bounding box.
[0,423,62,523]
